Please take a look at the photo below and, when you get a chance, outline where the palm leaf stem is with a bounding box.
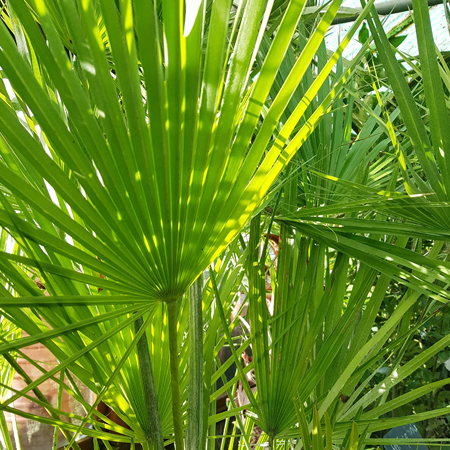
[168,300,184,450]
[269,435,275,450]
[135,315,165,450]
[187,275,203,450]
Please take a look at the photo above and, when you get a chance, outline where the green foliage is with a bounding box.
[0,1,449,450]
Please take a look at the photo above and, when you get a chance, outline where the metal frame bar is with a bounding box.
[331,0,444,25]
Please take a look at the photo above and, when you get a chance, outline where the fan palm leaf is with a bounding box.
[0,0,380,303]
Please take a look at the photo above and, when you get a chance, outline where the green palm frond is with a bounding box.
[0,0,370,303]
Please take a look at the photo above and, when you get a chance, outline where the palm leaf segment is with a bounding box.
[0,0,367,302]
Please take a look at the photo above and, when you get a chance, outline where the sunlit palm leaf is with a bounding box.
[0,0,362,302]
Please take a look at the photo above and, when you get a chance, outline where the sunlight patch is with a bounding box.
[144,235,151,252]
[34,0,48,15]
[80,61,96,76]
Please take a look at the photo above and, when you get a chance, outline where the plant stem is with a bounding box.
[187,276,204,450]
[269,435,275,450]
[168,300,185,450]
[135,316,164,450]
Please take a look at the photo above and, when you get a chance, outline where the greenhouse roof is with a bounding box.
[325,0,450,59]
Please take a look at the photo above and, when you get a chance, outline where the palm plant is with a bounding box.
[188,6,450,444]
[237,15,450,450]
[0,0,382,448]
[244,0,450,446]
[0,0,449,449]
